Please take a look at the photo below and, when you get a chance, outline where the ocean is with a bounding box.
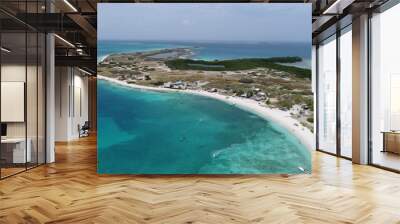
[97,40,311,68]
[97,80,311,174]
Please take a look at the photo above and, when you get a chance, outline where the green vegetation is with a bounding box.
[277,94,311,110]
[150,81,164,86]
[277,99,295,110]
[165,57,311,78]
[304,98,313,111]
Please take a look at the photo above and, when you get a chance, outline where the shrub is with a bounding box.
[234,89,244,95]
[150,81,164,86]
[277,99,294,110]
[239,78,254,84]
[165,57,311,78]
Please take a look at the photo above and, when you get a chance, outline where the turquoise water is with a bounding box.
[98,40,311,68]
[97,41,185,62]
[97,80,311,174]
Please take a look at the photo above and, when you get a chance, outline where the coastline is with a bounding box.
[98,75,314,151]
[98,54,109,63]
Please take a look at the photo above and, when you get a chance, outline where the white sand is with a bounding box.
[98,75,314,151]
[98,55,109,63]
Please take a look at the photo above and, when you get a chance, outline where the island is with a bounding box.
[97,48,314,134]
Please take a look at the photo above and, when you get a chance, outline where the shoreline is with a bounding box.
[98,75,314,151]
[98,54,109,63]
[99,48,311,69]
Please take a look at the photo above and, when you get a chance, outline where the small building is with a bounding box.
[163,82,172,88]
[256,92,266,97]
[290,104,304,116]
[170,81,187,90]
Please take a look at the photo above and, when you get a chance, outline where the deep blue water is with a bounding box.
[98,80,311,174]
[98,40,311,68]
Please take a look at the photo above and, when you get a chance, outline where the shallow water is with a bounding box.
[97,80,311,174]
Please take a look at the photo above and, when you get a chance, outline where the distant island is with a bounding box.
[98,47,314,132]
[166,57,311,78]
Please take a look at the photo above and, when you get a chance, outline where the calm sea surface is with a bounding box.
[98,80,311,174]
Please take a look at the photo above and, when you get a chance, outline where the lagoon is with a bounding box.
[97,80,311,174]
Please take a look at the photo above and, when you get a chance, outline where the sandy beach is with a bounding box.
[98,75,314,151]
[98,54,109,63]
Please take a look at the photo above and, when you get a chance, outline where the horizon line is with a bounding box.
[97,39,311,44]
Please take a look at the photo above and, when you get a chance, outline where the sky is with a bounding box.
[98,3,311,43]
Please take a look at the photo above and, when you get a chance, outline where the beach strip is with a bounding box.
[98,54,109,63]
